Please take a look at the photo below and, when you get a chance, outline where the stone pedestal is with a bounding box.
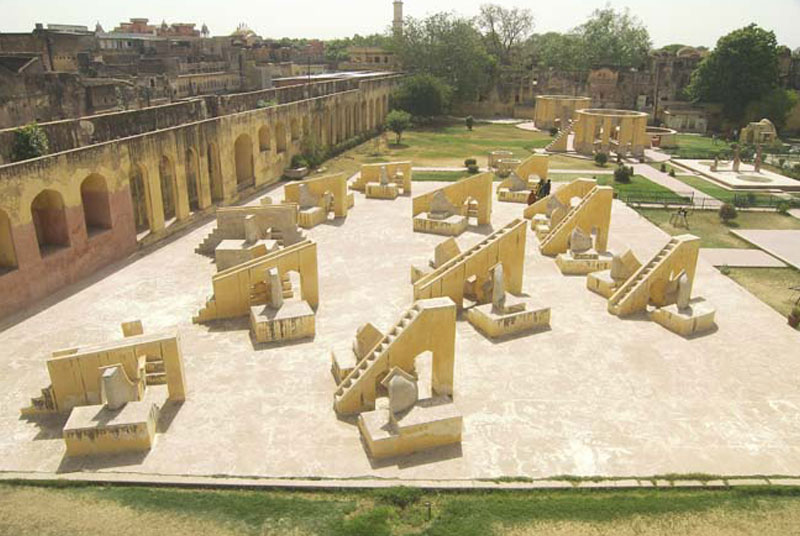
[555,251,613,275]
[62,386,167,457]
[249,300,316,343]
[497,188,531,204]
[467,301,550,338]
[358,398,462,460]
[586,269,619,298]
[298,207,327,229]
[366,183,399,200]
[650,298,716,337]
[413,214,468,236]
[215,239,278,271]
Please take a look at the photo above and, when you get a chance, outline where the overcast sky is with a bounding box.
[1,0,798,49]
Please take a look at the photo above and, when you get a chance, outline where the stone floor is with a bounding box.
[699,248,787,268]
[730,230,800,270]
[1,181,799,481]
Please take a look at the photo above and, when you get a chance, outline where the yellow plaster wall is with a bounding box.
[283,173,349,218]
[412,173,493,225]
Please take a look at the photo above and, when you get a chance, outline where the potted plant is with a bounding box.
[285,154,309,180]
[789,305,800,328]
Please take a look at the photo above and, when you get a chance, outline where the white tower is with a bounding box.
[393,0,404,37]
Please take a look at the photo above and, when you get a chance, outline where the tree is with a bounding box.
[391,73,453,117]
[594,152,608,167]
[393,12,494,101]
[575,7,651,69]
[747,88,799,132]
[477,4,534,66]
[688,24,780,123]
[11,123,49,162]
[529,31,588,70]
[385,110,412,145]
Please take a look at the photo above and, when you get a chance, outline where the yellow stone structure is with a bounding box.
[534,95,592,131]
[412,172,492,236]
[497,154,550,203]
[536,184,613,270]
[194,239,319,324]
[586,249,642,298]
[523,177,596,225]
[488,150,513,169]
[572,109,649,157]
[352,162,412,199]
[0,75,397,320]
[283,173,350,229]
[410,237,461,284]
[413,219,526,308]
[740,118,778,145]
[196,202,304,258]
[608,234,716,336]
[21,323,187,457]
[332,298,462,460]
[466,262,550,338]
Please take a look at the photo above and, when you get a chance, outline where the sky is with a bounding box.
[0,0,798,49]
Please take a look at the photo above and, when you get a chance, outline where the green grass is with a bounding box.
[5,482,800,536]
[664,134,733,159]
[636,208,800,249]
[412,170,473,182]
[726,267,800,319]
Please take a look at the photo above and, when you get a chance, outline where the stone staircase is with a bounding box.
[195,228,224,256]
[333,303,423,415]
[539,186,598,252]
[545,119,576,152]
[608,237,680,316]
[145,354,167,386]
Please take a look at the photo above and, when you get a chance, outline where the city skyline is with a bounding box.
[0,0,798,49]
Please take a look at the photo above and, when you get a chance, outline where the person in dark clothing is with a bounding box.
[527,189,537,205]
[543,179,552,197]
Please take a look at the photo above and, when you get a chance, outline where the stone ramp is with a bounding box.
[730,230,800,270]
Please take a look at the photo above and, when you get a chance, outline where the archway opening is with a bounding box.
[31,189,70,257]
[302,116,310,138]
[129,164,150,233]
[159,155,177,223]
[275,122,287,153]
[0,209,17,272]
[290,118,300,142]
[207,143,224,203]
[185,148,201,212]
[80,173,112,236]
[258,125,271,152]
[234,133,255,190]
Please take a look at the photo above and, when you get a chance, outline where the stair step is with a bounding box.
[146,372,167,385]
[145,362,164,373]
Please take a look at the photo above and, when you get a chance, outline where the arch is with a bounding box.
[290,117,300,142]
[207,143,224,202]
[0,208,17,271]
[360,101,367,132]
[368,99,375,130]
[312,114,322,144]
[129,164,151,233]
[234,133,255,189]
[159,155,177,222]
[185,148,201,211]
[258,125,271,152]
[275,122,287,153]
[31,189,70,256]
[80,173,112,235]
[302,116,310,138]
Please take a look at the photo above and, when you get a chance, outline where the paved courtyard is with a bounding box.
[731,229,800,270]
[1,180,799,481]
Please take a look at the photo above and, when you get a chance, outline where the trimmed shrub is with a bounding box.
[467,165,480,174]
[465,115,474,131]
[290,154,308,169]
[669,169,676,177]
[614,164,632,183]
[594,152,608,167]
[719,203,738,222]
[660,163,667,172]
[464,158,477,167]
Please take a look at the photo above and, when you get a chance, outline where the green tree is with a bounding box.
[393,12,494,101]
[391,73,453,117]
[746,88,799,132]
[385,110,412,145]
[688,24,780,123]
[477,4,534,66]
[11,123,49,162]
[530,31,588,70]
[575,7,651,68]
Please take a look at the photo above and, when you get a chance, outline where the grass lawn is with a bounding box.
[413,170,473,182]
[663,134,732,159]
[636,208,800,249]
[4,482,800,536]
[549,154,608,170]
[726,267,800,319]
[324,121,552,173]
